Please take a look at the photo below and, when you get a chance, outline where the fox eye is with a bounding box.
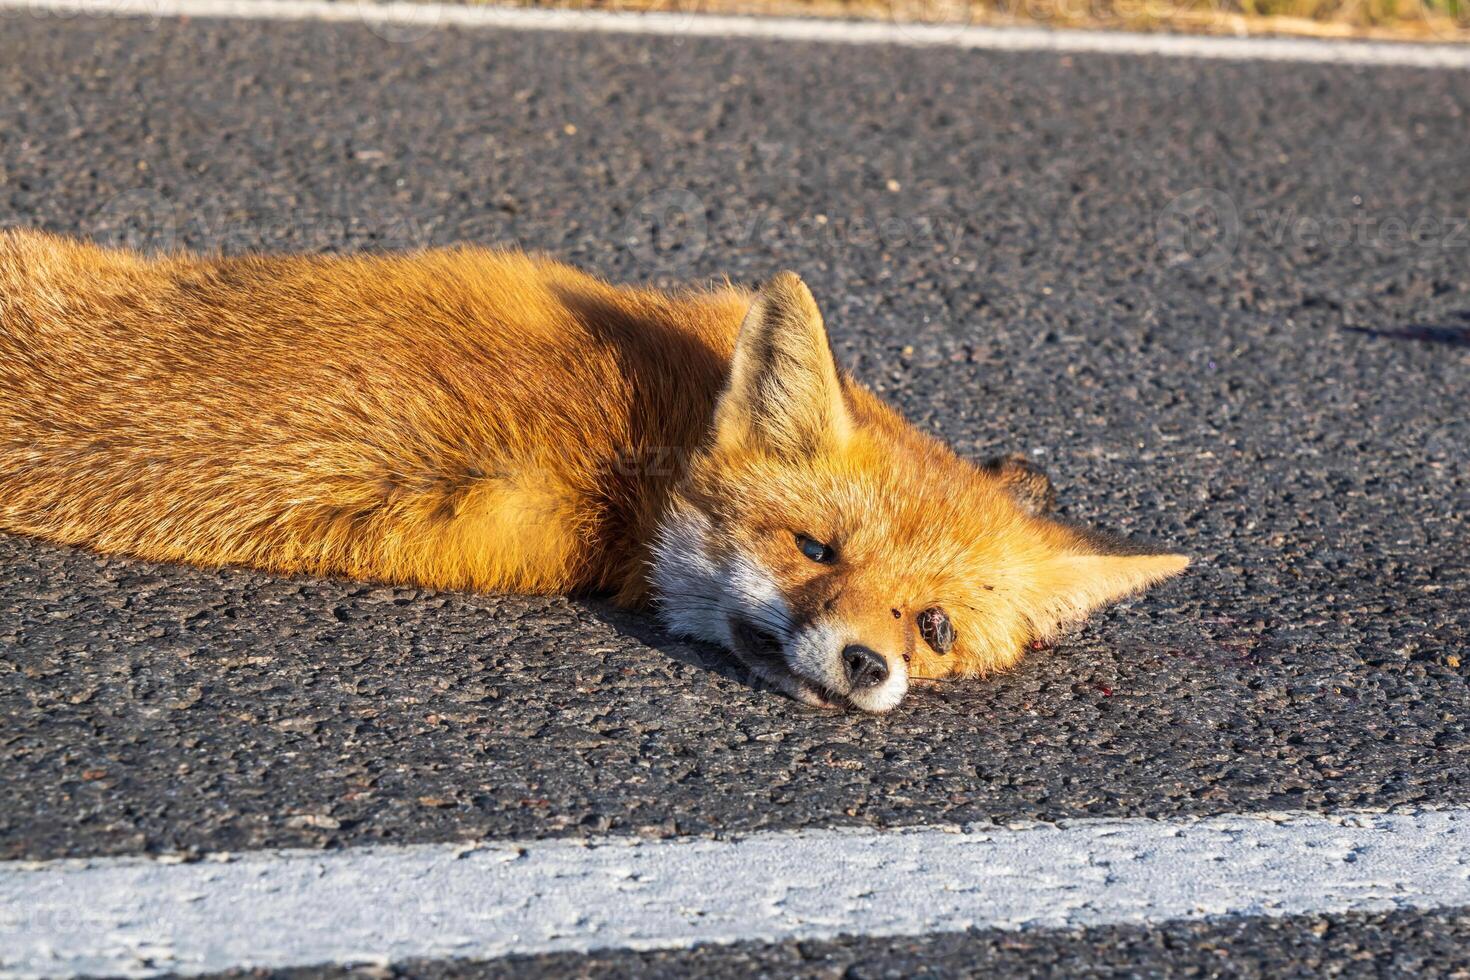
[917,607,955,654]
[794,534,835,564]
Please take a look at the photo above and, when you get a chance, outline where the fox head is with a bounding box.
[652,272,1189,713]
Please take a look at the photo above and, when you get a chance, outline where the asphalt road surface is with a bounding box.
[1,6,1468,976]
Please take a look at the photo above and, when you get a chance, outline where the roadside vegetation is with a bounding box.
[506,0,1469,41]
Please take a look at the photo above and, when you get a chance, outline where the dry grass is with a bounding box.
[502,0,1469,41]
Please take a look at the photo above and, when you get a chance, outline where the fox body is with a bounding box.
[0,229,1187,712]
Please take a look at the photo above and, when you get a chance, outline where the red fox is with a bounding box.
[0,229,1187,712]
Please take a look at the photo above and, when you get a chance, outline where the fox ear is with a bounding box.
[982,453,1056,516]
[713,272,852,456]
[1023,525,1189,641]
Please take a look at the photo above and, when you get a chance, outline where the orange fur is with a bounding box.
[1,230,742,597]
[0,230,1187,709]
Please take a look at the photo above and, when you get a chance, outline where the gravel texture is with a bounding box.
[210,905,1470,978]
[1,14,1467,869]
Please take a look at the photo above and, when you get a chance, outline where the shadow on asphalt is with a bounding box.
[1345,319,1470,346]
[575,598,780,696]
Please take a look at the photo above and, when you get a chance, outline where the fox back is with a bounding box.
[0,230,1187,711]
[0,229,747,598]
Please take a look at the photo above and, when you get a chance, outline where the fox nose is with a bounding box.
[842,645,889,690]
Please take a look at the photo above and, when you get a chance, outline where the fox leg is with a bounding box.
[372,471,592,596]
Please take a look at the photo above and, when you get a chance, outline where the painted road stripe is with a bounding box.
[1,0,1469,68]
[4,809,1470,977]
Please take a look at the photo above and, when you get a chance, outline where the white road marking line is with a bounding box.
[4,809,1470,977]
[1,0,1469,68]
